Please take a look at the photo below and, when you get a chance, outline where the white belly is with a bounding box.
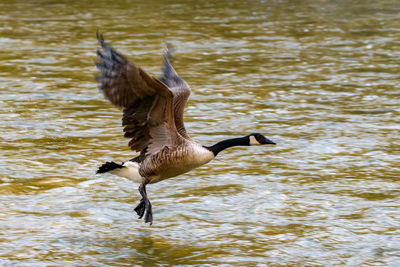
[109,161,142,183]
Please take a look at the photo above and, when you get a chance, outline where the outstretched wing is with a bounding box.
[160,44,191,140]
[95,33,183,155]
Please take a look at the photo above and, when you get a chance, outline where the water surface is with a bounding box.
[1,0,399,266]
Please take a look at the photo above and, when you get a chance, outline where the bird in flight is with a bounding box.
[95,33,275,225]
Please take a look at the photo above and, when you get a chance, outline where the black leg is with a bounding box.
[133,183,153,225]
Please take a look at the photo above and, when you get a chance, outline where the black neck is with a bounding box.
[205,136,249,156]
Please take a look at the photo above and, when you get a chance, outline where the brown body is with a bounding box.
[141,143,214,183]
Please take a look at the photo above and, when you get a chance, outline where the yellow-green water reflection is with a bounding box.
[1,0,399,265]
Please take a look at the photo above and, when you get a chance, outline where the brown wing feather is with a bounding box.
[160,46,191,139]
[95,33,182,154]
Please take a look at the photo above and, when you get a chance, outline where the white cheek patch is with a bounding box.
[249,135,261,145]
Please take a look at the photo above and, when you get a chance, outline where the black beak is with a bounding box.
[263,137,276,145]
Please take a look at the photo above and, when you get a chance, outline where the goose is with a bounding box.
[94,33,275,224]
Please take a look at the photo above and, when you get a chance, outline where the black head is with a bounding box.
[248,133,276,145]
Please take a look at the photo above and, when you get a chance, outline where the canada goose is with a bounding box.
[95,33,275,224]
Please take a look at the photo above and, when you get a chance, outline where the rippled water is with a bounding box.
[1,0,399,265]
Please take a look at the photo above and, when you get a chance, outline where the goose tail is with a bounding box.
[96,161,124,174]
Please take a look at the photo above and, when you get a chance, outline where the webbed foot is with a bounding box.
[134,184,153,225]
[134,198,146,218]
